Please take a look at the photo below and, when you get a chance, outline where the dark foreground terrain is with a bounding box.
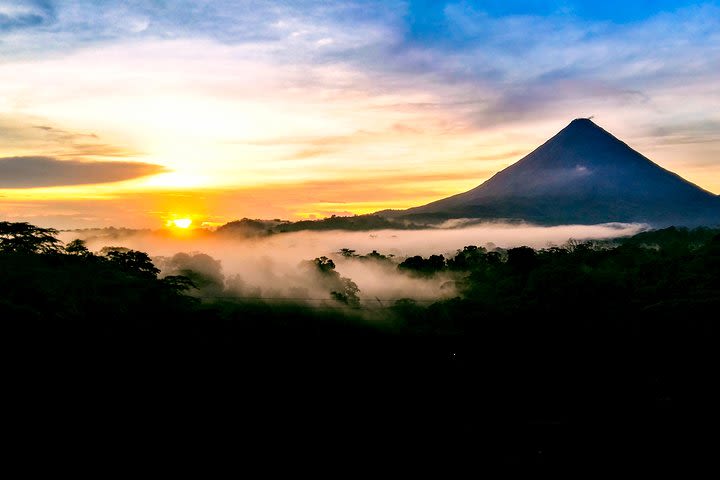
[2,221,719,466]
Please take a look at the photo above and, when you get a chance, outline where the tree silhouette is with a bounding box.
[0,221,62,254]
[161,275,198,293]
[398,254,446,276]
[330,277,360,307]
[338,248,358,258]
[65,239,91,256]
[506,246,537,272]
[447,245,487,270]
[104,249,160,279]
[306,256,361,306]
[157,252,225,296]
[312,256,337,273]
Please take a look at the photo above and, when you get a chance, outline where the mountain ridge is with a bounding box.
[380,119,719,227]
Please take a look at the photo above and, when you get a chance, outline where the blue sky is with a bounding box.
[0,1,719,227]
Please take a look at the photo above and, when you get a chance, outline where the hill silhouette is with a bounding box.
[383,119,720,226]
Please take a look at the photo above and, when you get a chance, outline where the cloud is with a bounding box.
[3,3,718,136]
[0,1,401,60]
[32,124,98,141]
[0,0,718,203]
[0,156,168,188]
[645,119,720,145]
[0,0,54,31]
[0,115,142,160]
[288,147,337,160]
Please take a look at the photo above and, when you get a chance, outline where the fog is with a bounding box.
[62,222,646,305]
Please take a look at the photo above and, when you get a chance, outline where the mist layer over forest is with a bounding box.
[61,222,645,304]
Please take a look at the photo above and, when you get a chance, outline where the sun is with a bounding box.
[171,218,192,229]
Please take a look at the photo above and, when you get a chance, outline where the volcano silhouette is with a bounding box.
[386,118,720,226]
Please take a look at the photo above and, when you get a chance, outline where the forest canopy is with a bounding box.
[3,220,719,461]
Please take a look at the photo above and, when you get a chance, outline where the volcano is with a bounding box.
[384,118,720,226]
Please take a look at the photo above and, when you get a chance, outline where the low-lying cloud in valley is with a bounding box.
[62,222,646,306]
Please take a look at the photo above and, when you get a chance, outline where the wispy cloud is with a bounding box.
[3,2,718,138]
[645,120,720,145]
[0,0,54,31]
[0,115,141,159]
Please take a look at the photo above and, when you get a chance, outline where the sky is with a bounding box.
[0,0,718,229]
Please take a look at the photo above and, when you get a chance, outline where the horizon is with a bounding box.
[1,1,719,230]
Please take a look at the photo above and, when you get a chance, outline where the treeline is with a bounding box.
[0,222,197,324]
[215,214,422,237]
[396,226,720,331]
[3,221,719,465]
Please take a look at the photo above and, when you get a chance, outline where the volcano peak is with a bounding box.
[385,119,719,227]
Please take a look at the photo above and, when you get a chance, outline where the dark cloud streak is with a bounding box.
[33,124,99,140]
[0,156,168,188]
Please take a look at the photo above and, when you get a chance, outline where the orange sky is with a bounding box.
[1,2,718,229]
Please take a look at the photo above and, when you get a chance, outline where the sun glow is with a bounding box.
[170,218,192,229]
